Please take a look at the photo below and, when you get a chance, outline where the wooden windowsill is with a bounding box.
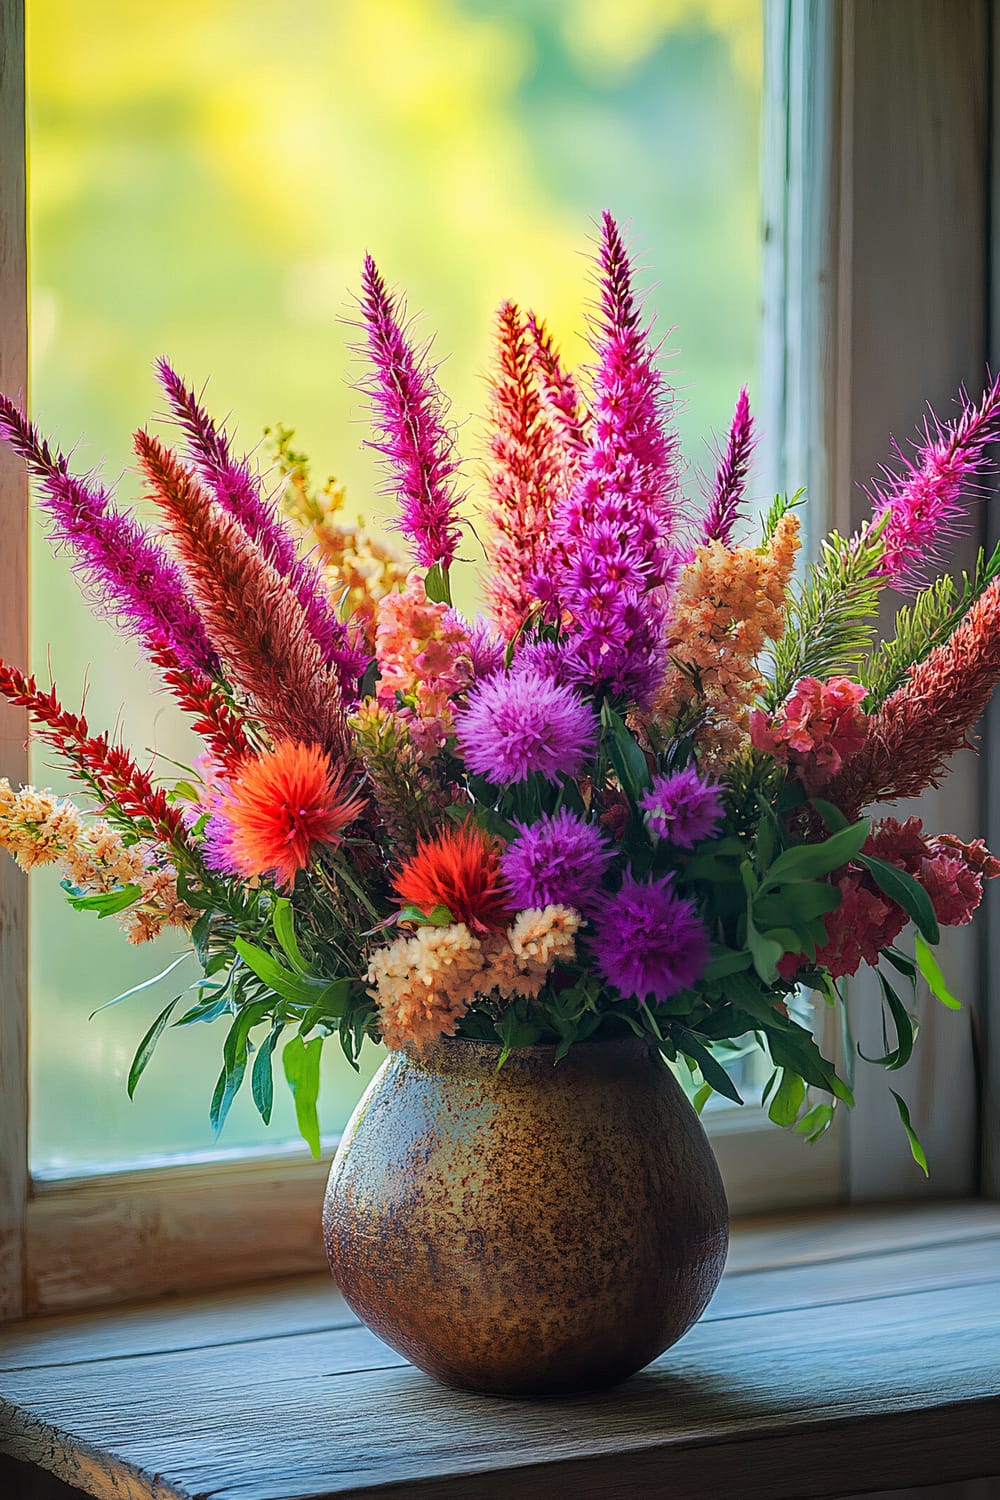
[0,1202,999,1499]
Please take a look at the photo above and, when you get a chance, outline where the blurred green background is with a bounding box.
[26,0,763,1172]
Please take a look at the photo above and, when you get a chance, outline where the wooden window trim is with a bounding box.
[1,0,997,1321]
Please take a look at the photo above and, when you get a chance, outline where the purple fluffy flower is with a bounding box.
[358,255,464,572]
[156,359,366,697]
[640,767,724,849]
[455,667,598,785]
[502,808,614,915]
[450,612,506,680]
[512,638,576,687]
[591,872,708,1003]
[551,213,683,706]
[703,386,755,546]
[0,394,217,673]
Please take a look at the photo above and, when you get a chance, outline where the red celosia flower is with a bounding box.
[219,741,366,887]
[393,820,511,933]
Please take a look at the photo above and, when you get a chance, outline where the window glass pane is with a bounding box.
[27,0,763,1172]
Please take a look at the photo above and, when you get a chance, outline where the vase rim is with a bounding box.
[428,1032,656,1059]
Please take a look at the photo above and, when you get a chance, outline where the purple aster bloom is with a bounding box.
[449,611,506,680]
[200,803,239,876]
[702,386,755,546]
[454,667,598,785]
[501,808,615,915]
[640,767,724,849]
[591,872,708,1004]
[0,394,217,673]
[358,255,465,572]
[156,359,366,697]
[511,638,576,687]
[550,213,683,707]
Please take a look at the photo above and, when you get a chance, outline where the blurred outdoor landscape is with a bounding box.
[26,0,763,1171]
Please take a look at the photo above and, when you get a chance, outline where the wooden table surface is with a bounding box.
[1,1202,999,1500]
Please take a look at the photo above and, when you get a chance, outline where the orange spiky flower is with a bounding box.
[207,741,366,888]
[392,820,510,933]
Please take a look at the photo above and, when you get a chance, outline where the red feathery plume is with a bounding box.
[526,310,589,453]
[828,574,1000,816]
[214,741,366,888]
[135,432,347,759]
[393,820,511,933]
[485,302,577,638]
[0,661,188,847]
[146,639,254,774]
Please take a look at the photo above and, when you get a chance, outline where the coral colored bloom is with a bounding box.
[866,373,1000,589]
[393,820,510,933]
[455,667,598,785]
[208,741,365,887]
[374,574,474,753]
[591,872,708,1003]
[751,676,867,792]
[359,255,464,570]
[640,767,724,848]
[501,809,614,915]
[778,873,906,982]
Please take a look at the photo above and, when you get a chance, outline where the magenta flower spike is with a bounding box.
[867,372,1000,589]
[703,386,755,546]
[358,255,464,578]
[0,394,217,673]
[156,359,366,695]
[552,212,683,706]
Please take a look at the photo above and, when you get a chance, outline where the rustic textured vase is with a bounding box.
[323,1035,729,1397]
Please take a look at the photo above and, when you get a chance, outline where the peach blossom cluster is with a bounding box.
[373,573,474,752]
[750,675,868,793]
[653,513,800,761]
[369,906,581,1052]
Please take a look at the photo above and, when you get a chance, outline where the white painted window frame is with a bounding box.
[0,0,994,1319]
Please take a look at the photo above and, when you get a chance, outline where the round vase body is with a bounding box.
[323,1036,729,1396]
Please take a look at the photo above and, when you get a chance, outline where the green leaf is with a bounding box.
[691,1082,713,1115]
[671,1027,744,1105]
[795,1102,835,1142]
[858,854,940,943]
[859,971,916,1071]
[126,997,180,1098]
[251,1020,284,1125]
[754,882,841,927]
[271,899,311,976]
[64,882,142,917]
[396,903,453,928]
[747,919,784,985]
[210,1000,272,1137]
[282,1034,324,1157]
[298,980,353,1036]
[90,950,192,1018]
[890,1089,929,1176]
[768,1068,806,1127]
[234,938,330,1004]
[423,561,451,605]
[763,820,870,887]
[882,945,918,982]
[914,932,961,1009]
[701,947,753,982]
[809,797,849,833]
[600,701,650,799]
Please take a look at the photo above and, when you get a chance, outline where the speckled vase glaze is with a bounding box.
[323,1034,729,1397]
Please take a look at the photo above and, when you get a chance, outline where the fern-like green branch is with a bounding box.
[765,525,885,709]
[862,538,1000,708]
[760,488,805,549]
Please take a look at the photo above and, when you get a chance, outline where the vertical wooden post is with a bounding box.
[0,0,29,1318]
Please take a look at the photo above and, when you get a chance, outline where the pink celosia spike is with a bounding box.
[866,371,1000,589]
[703,386,755,546]
[357,256,464,576]
[526,311,589,453]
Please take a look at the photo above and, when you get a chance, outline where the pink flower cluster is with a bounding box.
[751,676,867,792]
[374,574,473,753]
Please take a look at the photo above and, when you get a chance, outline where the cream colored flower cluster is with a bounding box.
[0,778,195,944]
[369,905,581,1053]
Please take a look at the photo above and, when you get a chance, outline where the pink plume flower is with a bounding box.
[358,256,464,573]
[866,374,1000,589]
[703,386,755,546]
[751,676,867,792]
[551,212,683,706]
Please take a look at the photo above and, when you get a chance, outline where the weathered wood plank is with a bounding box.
[0,0,29,1326]
[1,1251,998,1499]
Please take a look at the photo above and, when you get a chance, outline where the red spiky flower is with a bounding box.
[392,820,511,933]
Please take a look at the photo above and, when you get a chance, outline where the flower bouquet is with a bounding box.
[2,210,999,1173]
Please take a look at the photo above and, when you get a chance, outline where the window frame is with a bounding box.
[0,0,995,1321]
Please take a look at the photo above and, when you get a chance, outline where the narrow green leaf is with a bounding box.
[795,1102,835,1141]
[210,1000,271,1136]
[692,1082,713,1115]
[858,854,940,944]
[282,1034,324,1157]
[768,1068,806,1127]
[90,951,192,1018]
[271,899,311,976]
[672,1028,743,1105]
[396,903,453,928]
[859,971,916,1071]
[890,1089,929,1176]
[234,938,329,1004]
[763,820,870,887]
[601,702,650,799]
[701,947,753,982]
[251,1020,284,1125]
[809,797,849,832]
[914,932,961,1009]
[64,882,142,917]
[127,997,180,1098]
